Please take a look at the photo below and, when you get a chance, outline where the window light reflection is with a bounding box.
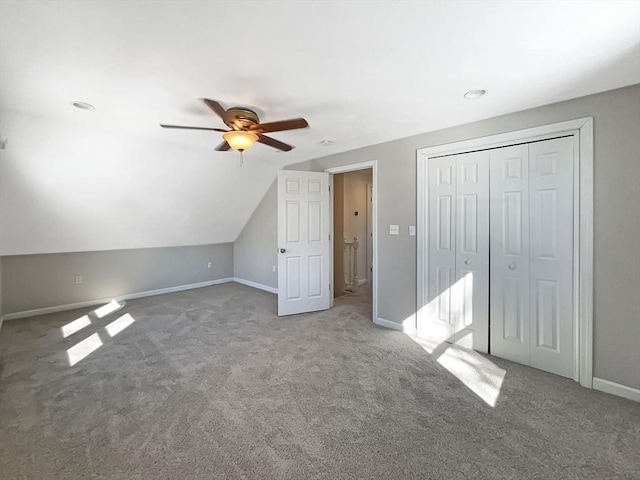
[105,313,135,337]
[61,315,91,338]
[67,333,103,366]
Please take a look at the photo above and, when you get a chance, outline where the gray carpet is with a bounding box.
[0,282,638,479]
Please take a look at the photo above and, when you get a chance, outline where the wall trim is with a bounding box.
[3,278,234,320]
[374,316,417,335]
[233,277,278,294]
[417,117,594,388]
[593,377,640,403]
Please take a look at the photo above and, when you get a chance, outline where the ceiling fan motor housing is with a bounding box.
[225,107,259,131]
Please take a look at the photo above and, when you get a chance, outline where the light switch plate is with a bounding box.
[389,224,399,235]
[409,225,416,236]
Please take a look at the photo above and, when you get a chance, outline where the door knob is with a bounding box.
[279,248,286,253]
[508,262,517,270]
[464,259,471,265]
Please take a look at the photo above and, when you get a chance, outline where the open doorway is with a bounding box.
[327,163,376,321]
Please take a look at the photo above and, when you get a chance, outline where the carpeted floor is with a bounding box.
[0,282,638,479]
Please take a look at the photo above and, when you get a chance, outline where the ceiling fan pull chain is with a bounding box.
[240,150,244,167]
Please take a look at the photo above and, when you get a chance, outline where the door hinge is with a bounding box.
[329,185,331,192]
[329,234,331,240]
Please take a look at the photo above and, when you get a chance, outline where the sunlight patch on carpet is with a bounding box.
[61,315,91,338]
[67,333,103,366]
[105,313,135,337]
[407,333,505,407]
[94,300,123,319]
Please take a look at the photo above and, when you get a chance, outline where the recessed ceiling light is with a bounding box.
[319,140,335,146]
[463,89,487,100]
[72,101,95,110]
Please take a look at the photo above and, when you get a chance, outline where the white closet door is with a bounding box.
[422,157,457,342]
[528,137,574,378]
[455,151,489,352]
[421,153,489,352]
[490,144,531,365]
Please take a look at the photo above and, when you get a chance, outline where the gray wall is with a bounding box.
[1,243,233,314]
[233,84,640,390]
[233,181,278,288]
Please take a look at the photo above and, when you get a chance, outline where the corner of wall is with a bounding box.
[233,179,278,289]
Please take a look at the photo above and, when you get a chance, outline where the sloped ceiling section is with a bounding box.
[0,110,278,254]
[0,1,638,255]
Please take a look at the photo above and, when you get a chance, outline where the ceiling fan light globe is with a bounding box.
[222,131,259,152]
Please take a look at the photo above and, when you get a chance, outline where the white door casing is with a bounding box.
[277,170,331,316]
[325,161,378,324]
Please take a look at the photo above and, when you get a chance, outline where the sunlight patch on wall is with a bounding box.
[94,299,123,318]
[67,333,103,366]
[105,313,135,337]
[61,315,91,338]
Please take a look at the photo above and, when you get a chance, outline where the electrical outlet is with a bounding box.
[207,262,212,269]
[409,225,416,236]
[272,265,276,272]
[75,275,83,285]
[389,224,399,235]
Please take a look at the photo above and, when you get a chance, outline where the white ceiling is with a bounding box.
[0,0,639,254]
[2,0,639,160]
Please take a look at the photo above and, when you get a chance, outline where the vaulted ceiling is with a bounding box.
[1,1,639,254]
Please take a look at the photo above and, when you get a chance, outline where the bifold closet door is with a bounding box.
[424,156,457,343]
[489,144,531,365]
[528,137,574,377]
[490,137,574,378]
[454,151,489,352]
[422,152,489,352]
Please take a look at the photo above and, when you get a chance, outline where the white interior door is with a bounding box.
[277,170,331,316]
[420,152,489,352]
[455,151,489,352]
[490,138,574,378]
[490,144,531,365]
[421,156,457,342]
[528,137,574,377]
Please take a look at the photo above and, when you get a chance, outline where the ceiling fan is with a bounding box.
[160,99,309,152]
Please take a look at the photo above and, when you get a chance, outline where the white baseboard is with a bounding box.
[3,277,234,320]
[233,278,278,294]
[593,377,640,403]
[374,317,416,335]
[358,278,368,286]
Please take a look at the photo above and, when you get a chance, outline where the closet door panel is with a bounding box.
[455,151,489,352]
[528,137,574,378]
[421,157,457,342]
[490,144,531,365]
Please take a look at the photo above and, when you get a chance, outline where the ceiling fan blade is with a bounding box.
[160,124,228,132]
[203,99,227,120]
[251,118,309,133]
[215,140,231,151]
[258,134,294,151]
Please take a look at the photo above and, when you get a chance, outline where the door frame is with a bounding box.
[416,117,594,388]
[325,161,378,323]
